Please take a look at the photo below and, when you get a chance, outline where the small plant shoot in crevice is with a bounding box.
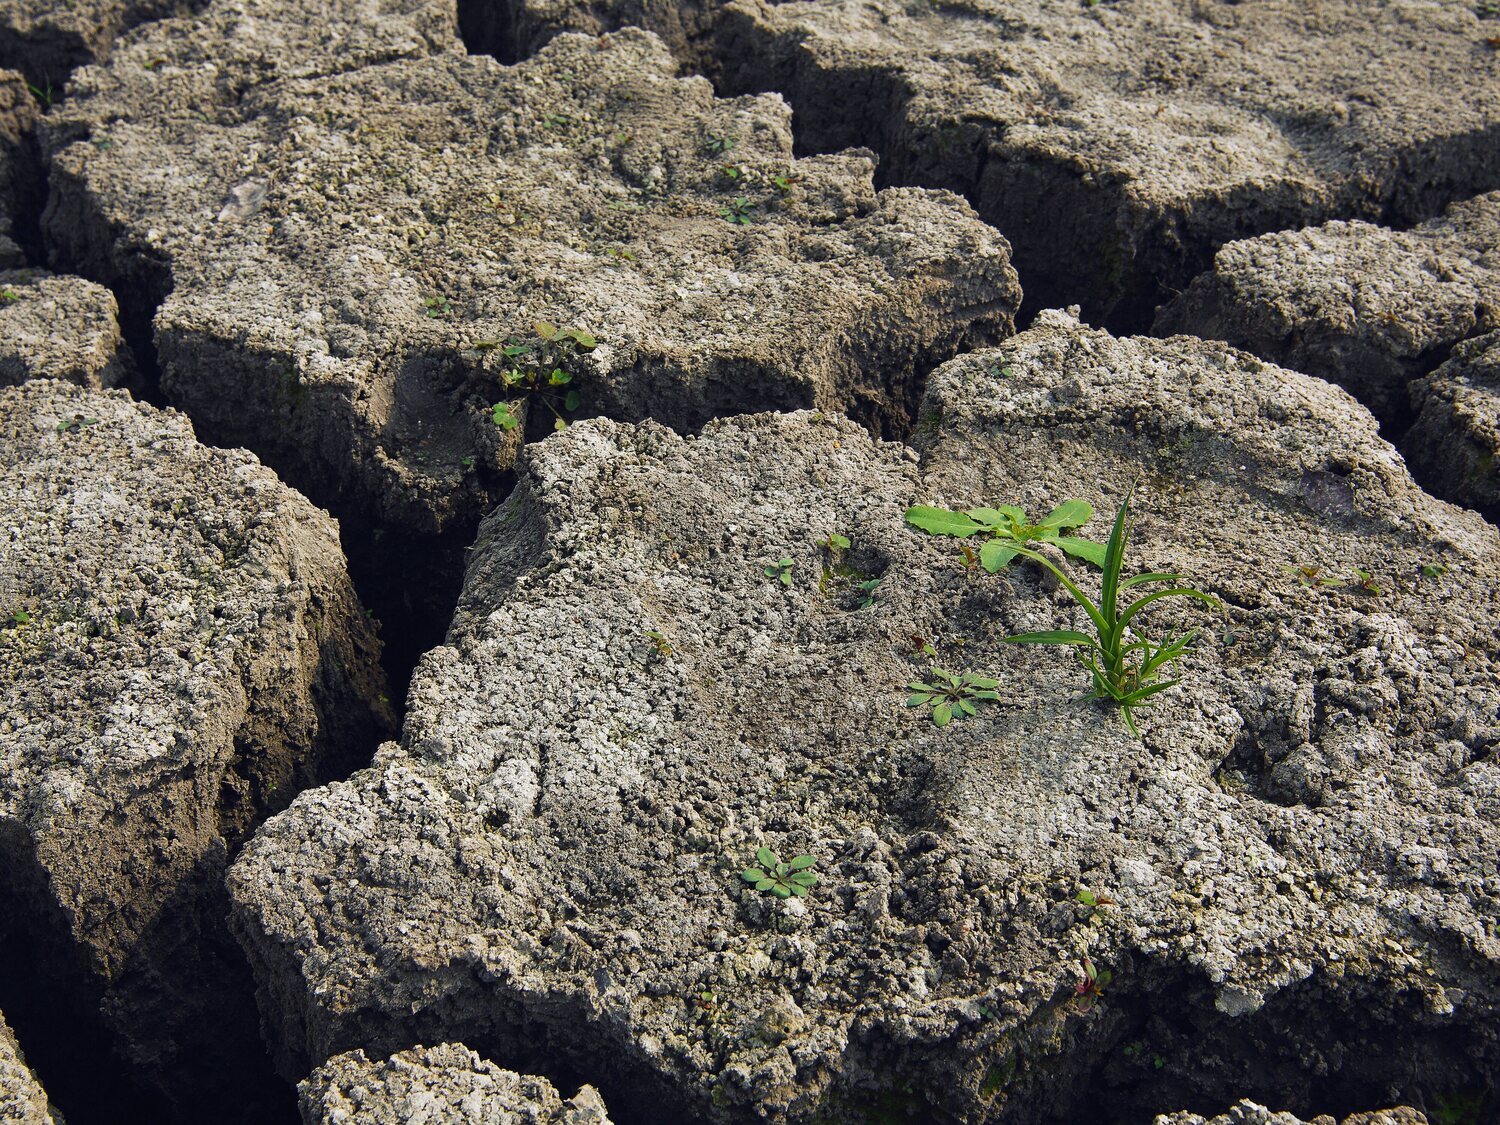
[905,499,1105,571]
[478,321,596,433]
[1001,489,1220,737]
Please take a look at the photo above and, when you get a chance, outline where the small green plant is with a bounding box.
[905,499,1105,571]
[1430,1090,1488,1125]
[422,295,452,318]
[1072,957,1111,1011]
[905,668,999,726]
[2,609,31,629]
[1349,567,1381,595]
[645,629,672,656]
[820,532,851,552]
[0,286,19,304]
[741,847,818,898]
[26,80,52,109]
[720,196,754,224]
[771,172,801,194]
[1001,489,1220,738]
[703,133,736,155]
[856,578,881,609]
[1477,0,1499,17]
[1420,561,1449,579]
[764,557,794,586]
[483,321,595,433]
[1288,563,1342,589]
[55,414,99,434]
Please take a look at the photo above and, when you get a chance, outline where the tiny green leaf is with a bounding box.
[756,847,777,868]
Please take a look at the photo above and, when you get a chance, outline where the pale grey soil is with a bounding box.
[0,380,391,1118]
[301,1043,612,1125]
[1,0,1497,1122]
[0,269,131,387]
[0,1011,57,1125]
[229,313,1499,1124]
[1156,192,1500,425]
[1405,331,1500,525]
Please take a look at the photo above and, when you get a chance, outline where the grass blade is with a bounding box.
[1002,630,1096,647]
[1118,588,1221,633]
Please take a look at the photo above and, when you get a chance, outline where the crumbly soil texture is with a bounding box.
[464,0,1500,329]
[0,380,391,1122]
[2,0,1498,1123]
[230,315,1499,1125]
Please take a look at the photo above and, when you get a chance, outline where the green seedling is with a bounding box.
[857,578,881,609]
[820,532,851,552]
[906,668,999,726]
[1420,561,1449,579]
[0,287,19,304]
[1001,489,1220,738]
[2,610,31,629]
[703,133,736,154]
[720,196,754,224]
[771,172,801,194]
[485,321,594,433]
[1349,567,1381,595]
[741,847,818,898]
[423,295,452,318]
[645,629,672,656]
[905,499,1105,571]
[1072,957,1111,1011]
[1075,888,1115,909]
[27,80,52,109]
[55,414,98,434]
[764,557,794,586]
[906,634,939,660]
[1289,563,1343,589]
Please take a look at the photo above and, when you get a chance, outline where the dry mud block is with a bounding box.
[301,1042,612,1124]
[711,0,1500,325]
[229,313,1499,1123]
[1405,332,1500,525]
[0,69,36,268]
[1156,192,1500,424]
[0,380,392,1118]
[0,269,133,387]
[0,1012,58,1125]
[1155,1103,1428,1125]
[45,19,1018,538]
[0,0,198,85]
